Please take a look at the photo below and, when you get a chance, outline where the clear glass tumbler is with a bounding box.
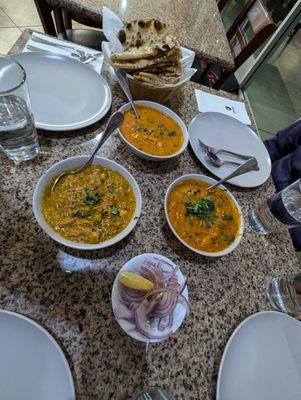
[247,179,301,234]
[0,55,39,162]
[267,273,301,315]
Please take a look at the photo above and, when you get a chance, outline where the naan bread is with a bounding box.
[117,20,168,50]
[110,19,183,87]
[112,48,181,70]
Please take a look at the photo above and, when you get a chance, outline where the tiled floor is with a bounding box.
[0,0,43,54]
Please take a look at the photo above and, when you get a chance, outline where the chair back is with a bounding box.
[214,0,277,89]
[34,0,102,37]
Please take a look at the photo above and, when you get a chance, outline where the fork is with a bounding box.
[31,35,102,63]
[26,44,99,64]
[137,393,153,400]
[198,138,253,160]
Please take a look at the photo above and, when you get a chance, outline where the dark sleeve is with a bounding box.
[264,119,301,161]
[271,145,301,192]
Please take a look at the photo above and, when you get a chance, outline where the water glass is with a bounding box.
[0,55,39,162]
[267,273,301,315]
[247,179,301,234]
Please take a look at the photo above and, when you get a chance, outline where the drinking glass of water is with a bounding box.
[267,273,301,316]
[247,179,301,234]
[0,55,39,162]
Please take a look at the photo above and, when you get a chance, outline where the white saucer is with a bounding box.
[112,253,188,343]
[189,112,271,188]
[0,310,75,400]
[217,311,301,400]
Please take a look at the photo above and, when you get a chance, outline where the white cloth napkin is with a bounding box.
[195,88,251,125]
[23,32,104,74]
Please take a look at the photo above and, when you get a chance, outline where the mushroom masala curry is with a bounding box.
[167,179,241,252]
[119,105,184,156]
[41,165,136,244]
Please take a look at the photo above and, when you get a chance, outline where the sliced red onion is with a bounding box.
[116,259,188,341]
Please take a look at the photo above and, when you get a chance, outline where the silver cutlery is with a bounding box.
[30,36,102,63]
[198,138,253,160]
[51,111,124,193]
[206,149,242,167]
[26,44,99,64]
[115,68,140,119]
[205,156,259,190]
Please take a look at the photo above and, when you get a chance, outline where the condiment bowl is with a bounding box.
[164,174,244,257]
[33,156,142,250]
[118,100,188,161]
[111,253,189,343]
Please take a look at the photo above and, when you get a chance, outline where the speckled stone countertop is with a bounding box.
[1,30,299,400]
[46,0,234,70]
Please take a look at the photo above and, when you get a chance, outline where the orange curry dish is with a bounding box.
[167,179,241,252]
[119,105,184,156]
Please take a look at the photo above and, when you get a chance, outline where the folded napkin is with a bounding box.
[195,88,251,125]
[23,32,104,74]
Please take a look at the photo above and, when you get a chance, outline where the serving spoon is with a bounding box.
[206,156,259,191]
[51,111,124,193]
[115,68,140,119]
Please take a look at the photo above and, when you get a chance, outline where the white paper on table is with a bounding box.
[195,88,252,125]
[102,6,197,86]
[23,32,104,74]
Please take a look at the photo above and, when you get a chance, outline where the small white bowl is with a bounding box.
[164,174,244,257]
[118,100,188,161]
[111,253,189,343]
[33,156,142,250]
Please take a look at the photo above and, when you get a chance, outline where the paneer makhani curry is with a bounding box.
[119,105,184,156]
[41,165,136,244]
[167,179,241,252]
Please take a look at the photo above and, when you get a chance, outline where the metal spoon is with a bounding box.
[205,156,259,190]
[115,68,140,119]
[206,150,242,167]
[51,111,124,193]
[26,44,99,64]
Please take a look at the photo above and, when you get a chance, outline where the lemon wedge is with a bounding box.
[119,271,154,291]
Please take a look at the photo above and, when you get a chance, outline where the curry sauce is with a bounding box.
[120,105,184,156]
[167,179,240,252]
[41,165,136,244]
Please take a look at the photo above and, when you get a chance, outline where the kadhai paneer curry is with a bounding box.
[119,105,184,156]
[41,165,136,244]
[167,179,241,252]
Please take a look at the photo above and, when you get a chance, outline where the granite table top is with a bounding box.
[46,0,235,70]
[1,29,299,400]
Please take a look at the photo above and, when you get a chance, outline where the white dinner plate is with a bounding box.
[12,52,111,131]
[217,311,301,400]
[0,309,75,400]
[188,112,271,187]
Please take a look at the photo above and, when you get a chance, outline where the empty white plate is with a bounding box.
[189,112,271,187]
[217,311,301,400]
[12,52,112,131]
[0,310,75,400]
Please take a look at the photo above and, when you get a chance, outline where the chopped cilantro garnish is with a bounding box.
[111,206,119,215]
[83,188,101,206]
[185,196,217,228]
[168,131,177,137]
[109,186,115,194]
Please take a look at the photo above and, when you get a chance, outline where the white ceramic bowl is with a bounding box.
[118,100,188,161]
[164,174,244,257]
[111,253,189,343]
[33,156,142,250]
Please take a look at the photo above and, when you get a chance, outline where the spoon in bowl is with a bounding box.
[115,68,140,119]
[51,111,124,193]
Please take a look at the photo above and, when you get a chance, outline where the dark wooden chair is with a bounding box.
[34,0,105,50]
[218,0,231,12]
[194,0,277,91]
